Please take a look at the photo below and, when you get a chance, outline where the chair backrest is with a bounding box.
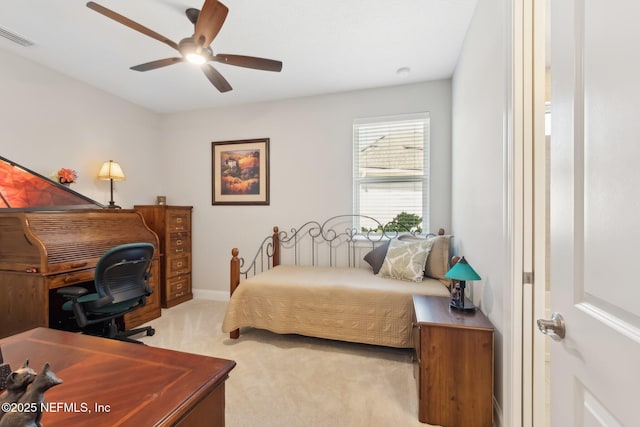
[94,243,154,304]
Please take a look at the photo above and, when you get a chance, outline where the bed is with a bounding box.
[222,215,454,348]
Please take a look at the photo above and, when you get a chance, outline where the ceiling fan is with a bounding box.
[86,1,283,93]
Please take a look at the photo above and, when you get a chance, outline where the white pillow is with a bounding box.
[378,239,433,282]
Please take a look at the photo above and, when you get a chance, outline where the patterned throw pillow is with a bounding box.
[398,234,451,280]
[378,239,433,282]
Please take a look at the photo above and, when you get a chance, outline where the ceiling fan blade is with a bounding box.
[130,58,184,72]
[213,54,283,72]
[193,0,229,47]
[201,64,232,93]
[86,2,179,51]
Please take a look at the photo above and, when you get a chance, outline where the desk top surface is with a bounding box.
[0,328,236,426]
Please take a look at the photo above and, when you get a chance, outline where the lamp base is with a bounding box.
[450,298,477,312]
[106,201,121,209]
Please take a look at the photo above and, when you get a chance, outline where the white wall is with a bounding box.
[0,47,453,299]
[160,80,452,297]
[451,0,509,422]
[0,48,163,206]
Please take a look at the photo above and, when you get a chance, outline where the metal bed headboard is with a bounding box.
[232,214,443,280]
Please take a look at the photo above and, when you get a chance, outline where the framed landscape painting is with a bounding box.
[212,138,270,205]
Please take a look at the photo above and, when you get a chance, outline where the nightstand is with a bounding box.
[412,295,494,426]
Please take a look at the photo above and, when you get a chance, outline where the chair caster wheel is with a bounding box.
[147,328,155,336]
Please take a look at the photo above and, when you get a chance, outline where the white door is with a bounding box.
[547,0,640,425]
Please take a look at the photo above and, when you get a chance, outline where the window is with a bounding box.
[353,113,430,232]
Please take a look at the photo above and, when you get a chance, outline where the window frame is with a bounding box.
[352,112,430,232]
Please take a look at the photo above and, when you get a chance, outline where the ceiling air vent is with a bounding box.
[0,25,34,47]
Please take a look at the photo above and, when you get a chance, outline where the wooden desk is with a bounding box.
[0,210,162,339]
[0,328,236,426]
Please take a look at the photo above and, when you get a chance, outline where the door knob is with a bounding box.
[537,312,566,341]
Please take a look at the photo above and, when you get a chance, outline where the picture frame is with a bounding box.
[212,138,270,205]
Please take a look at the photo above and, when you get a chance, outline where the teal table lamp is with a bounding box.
[445,256,481,311]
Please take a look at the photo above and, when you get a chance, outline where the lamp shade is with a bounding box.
[445,256,481,281]
[97,160,125,181]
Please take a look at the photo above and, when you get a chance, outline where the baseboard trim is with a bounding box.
[193,289,229,301]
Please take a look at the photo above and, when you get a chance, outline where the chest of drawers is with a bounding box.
[135,205,193,308]
[412,295,494,426]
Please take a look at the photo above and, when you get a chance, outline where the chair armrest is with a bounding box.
[57,286,89,298]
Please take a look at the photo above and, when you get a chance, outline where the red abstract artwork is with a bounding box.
[0,157,98,209]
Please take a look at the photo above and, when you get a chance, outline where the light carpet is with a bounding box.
[139,299,437,427]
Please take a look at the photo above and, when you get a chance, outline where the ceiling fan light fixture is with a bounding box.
[179,37,209,65]
[186,53,207,65]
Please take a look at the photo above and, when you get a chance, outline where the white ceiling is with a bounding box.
[0,0,478,114]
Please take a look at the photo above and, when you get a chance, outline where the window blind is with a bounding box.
[353,113,430,232]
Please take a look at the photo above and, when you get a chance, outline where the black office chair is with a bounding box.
[57,242,156,344]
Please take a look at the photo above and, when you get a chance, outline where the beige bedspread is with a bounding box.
[221,265,450,348]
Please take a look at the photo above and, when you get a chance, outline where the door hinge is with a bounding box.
[523,271,534,284]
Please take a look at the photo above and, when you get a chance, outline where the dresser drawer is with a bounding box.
[168,232,191,255]
[164,274,192,308]
[47,269,96,289]
[167,274,191,300]
[167,211,191,233]
[166,253,191,276]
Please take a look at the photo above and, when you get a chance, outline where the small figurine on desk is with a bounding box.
[0,360,36,422]
[0,363,62,427]
[450,282,462,308]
